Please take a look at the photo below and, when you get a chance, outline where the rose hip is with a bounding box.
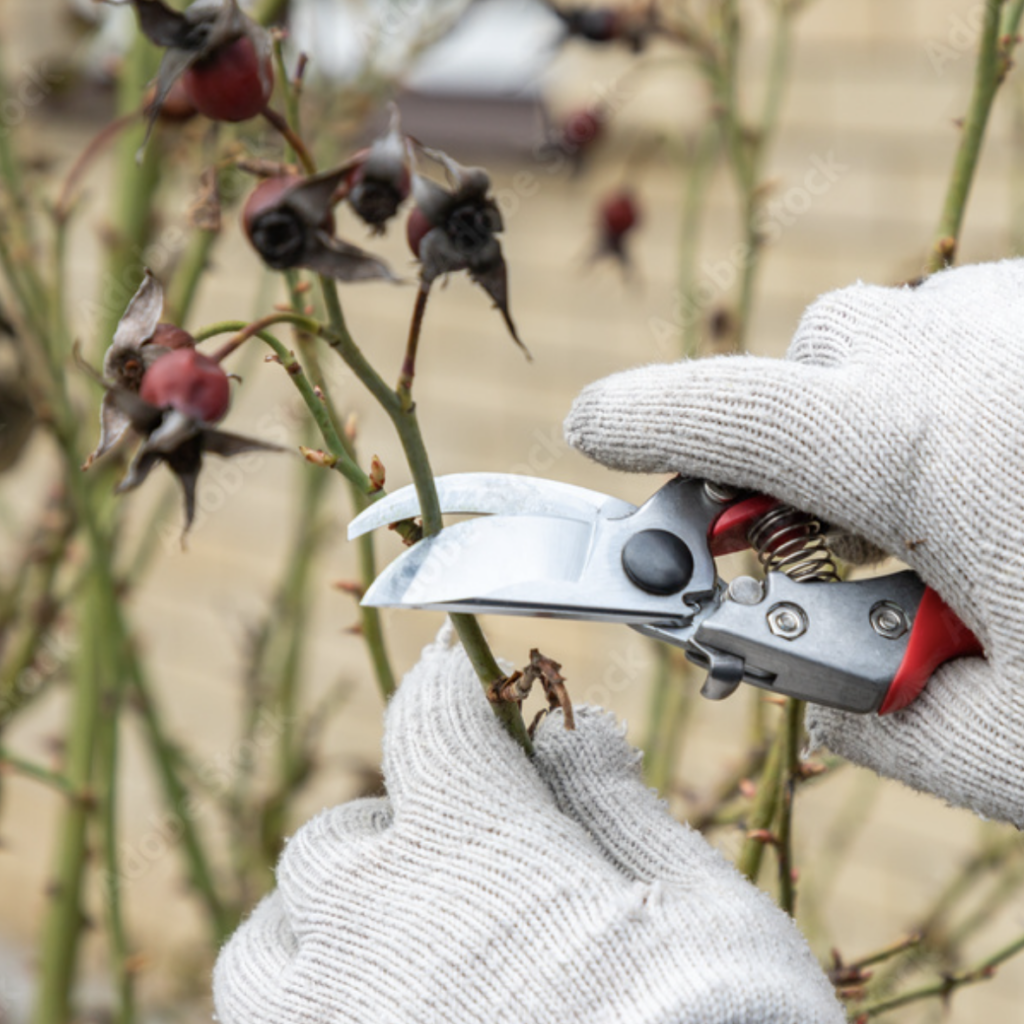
[140,348,231,423]
[183,35,273,123]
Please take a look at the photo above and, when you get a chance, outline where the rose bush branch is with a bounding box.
[926,0,1024,272]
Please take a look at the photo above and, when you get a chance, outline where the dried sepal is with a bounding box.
[85,394,134,469]
[408,152,529,358]
[526,649,574,730]
[347,105,411,233]
[104,270,165,382]
[302,232,399,284]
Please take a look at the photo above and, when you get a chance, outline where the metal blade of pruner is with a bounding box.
[348,473,728,635]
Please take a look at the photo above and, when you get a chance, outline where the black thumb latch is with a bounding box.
[621,529,694,595]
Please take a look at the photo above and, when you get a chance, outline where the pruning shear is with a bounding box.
[348,474,983,714]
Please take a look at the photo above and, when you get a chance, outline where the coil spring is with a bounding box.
[747,505,840,583]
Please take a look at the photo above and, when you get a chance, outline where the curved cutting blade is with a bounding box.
[347,472,635,540]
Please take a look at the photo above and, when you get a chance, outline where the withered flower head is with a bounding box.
[86,270,189,468]
[346,106,411,234]
[118,0,274,134]
[242,168,398,283]
[83,271,282,536]
[406,150,529,358]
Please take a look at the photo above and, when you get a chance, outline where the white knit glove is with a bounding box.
[565,259,1024,828]
[214,628,844,1023]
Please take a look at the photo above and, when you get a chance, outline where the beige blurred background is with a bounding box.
[2,0,1024,1020]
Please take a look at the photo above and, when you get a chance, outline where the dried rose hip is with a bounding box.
[345,106,411,233]
[140,348,231,424]
[408,151,528,356]
[601,190,639,239]
[242,175,313,269]
[592,189,641,270]
[125,0,274,137]
[242,170,395,281]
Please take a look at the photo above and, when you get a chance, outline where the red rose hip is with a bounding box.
[183,35,273,123]
[140,348,231,423]
[601,190,639,237]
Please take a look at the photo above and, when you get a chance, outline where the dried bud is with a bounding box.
[368,455,385,492]
[299,446,339,469]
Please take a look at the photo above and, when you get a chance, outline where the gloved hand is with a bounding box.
[564,259,1024,828]
[214,627,844,1024]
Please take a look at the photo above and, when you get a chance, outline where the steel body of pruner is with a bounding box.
[348,474,983,715]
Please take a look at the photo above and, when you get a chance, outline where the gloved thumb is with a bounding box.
[563,356,905,553]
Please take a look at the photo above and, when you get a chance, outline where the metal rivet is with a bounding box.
[727,576,764,606]
[870,601,910,639]
[767,602,808,640]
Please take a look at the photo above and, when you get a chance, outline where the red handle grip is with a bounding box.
[707,494,984,714]
[879,587,983,714]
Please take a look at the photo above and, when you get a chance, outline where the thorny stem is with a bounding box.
[207,311,322,362]
[129,657,234,942]
[262,107,317,175]
[316,274,532,751]
[31,573,106,1024]
[851,930,1024,1019]
[281,272,397,700]
[735,702,788,883]
[677,123,721,358]
[0,750,77,797]
[690,743,769,832]
[925,0,1023,272]
[94,605,136,1024]
[0,500,75,725]
[273,33,304,146]
[858,828,1021,1003]
[775,698,804,915]
[710,0,801,349]
[290,268,397,697]
[94,36,163,355]
[197,318,376,495]
[838,934,924,975]
[397,286,429,410]
[643,646,694,793]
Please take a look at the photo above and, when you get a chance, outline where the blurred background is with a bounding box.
[1,0,1023,1021]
